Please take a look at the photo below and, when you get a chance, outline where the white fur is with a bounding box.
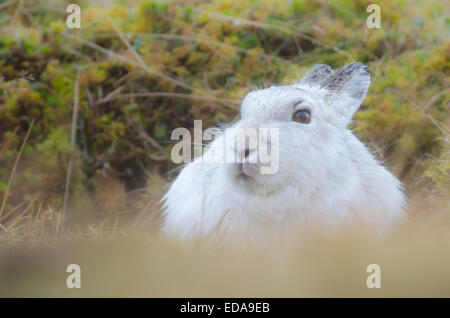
[162,63,406,241]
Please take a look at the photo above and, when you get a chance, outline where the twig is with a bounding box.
[4,195,38,234]
[148,153,168,161]
[9,0,24,27]
[198,9,352,58]
[0,118,35,218]
[0,125,19,157]
[0,0,16,11]
[424,89,448,111]
[117,92,241,104]
[63,32,196,93]
[107,16,200,93]
[95,85,125,105]
[394,89,449,136]
[61,45,92,62]
[62,69,80,220]
[124,116,164,151]
[0,201,25,222]
[94,32,292,65]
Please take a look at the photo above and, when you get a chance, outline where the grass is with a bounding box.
[0,196,449,297]
[0,171,448,297]
[0,119,34,219]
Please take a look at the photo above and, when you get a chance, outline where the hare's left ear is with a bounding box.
[321,63,371,124]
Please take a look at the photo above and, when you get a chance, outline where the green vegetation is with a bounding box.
[0,0,448,234]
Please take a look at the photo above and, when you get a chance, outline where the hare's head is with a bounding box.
[222,62,371,196]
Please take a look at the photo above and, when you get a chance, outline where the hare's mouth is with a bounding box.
[234,169,281,196]
[229,162,284,196]
[227,162,255,184]
[235,163,256,181]
[237,171,252,182]
[233,163,266,193]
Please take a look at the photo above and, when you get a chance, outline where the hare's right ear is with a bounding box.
[297,64,333,86]
[321,63,371,125]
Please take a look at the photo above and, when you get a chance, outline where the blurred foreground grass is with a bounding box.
[1,200,450,297]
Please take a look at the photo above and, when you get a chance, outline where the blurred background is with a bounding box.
[0,0,448,297]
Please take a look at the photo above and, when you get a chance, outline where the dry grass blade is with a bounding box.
[62,69,80,220]
[0,125,19,157]
[107,16,200,94]
[95,32,292,65]
[394,89,449,136]
[63,32,198,94]
[9,0,24,27]
[0,118,35,219]
[117,92,241,104]
[124,116,164,151]
[0,0,16,11]
[63,32,141,66]
[198,9,352,58]
[424,89,449,111]
[4,195,38,234]
[0,201,25,224]
[95,85,126,105]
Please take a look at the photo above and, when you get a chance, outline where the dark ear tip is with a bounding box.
[361,64,371,75]
[347,62,371,75]
[299,64,334,85]
[314,64,333,73]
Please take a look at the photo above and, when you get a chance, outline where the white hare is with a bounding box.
[162,63,406,241]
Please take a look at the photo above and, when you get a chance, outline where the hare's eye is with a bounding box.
[293,109,311,124]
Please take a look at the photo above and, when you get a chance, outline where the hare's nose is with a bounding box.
[238,147,256,162]
[243,148,250,158]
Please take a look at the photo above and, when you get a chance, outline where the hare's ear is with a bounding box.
[298,64,333,86]
[321,62,371,123]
